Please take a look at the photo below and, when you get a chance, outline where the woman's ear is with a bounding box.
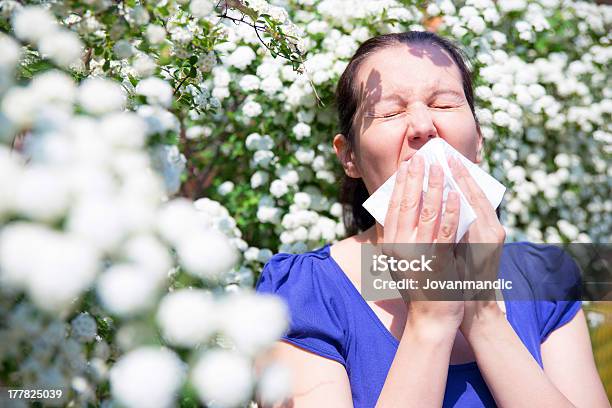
[333,133,361,178]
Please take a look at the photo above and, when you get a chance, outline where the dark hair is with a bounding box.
[334,31,483,237]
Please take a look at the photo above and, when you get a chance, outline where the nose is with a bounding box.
[405,103,437,145]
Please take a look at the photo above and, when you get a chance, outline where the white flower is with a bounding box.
[493,111,511,127]
[242,100,262,117]
[246,0,269,14]
[438,0,456,14]
[260,76,283,96]
[0,147,21,216]
[14,165,70,222]
[279,169,299,185]
[239,74,260,91]
[451,24,468,38]
[99,112,147,148]
[507,166,526,182]
[293,192,311,209]
[245,132,262,151]
[67,196,129,253]
[150,144,186,195]
[280,65,298,82]
[157,289,217,347]
[78,77,126,115]
[132,53,156,77]
[306,20,329,35]
[330,202,343,218]
[227,45,256,70]
[292,122,311,140]
[257,248,273,263]
[130,5,150,25]
[39,29,84,68]
[211,87,229,101]
[137,105,179,135]
[146,25,166,44]
[191,349,253,408]
[97,263,162,316]
[176,228,238,280]
[186,125,212,140]
[554,153,571,168]
[219,291,289,355]
[250,134,274,150]
[257,205,280,223]
[12,6,57,43]
[586,311,605,328]
[498,0,526,13]
[156,198,206,245]
[270,179,289,197]
[295,147,315,164]
[213,66,231,87]
[251,170,269,188]
[266,6,287,23]
[252,150,275,167]
[0,33,21,69]
[244,246,260,262]
[71,313,97,343]
[31,70,76,107]
[467,16,486,34]
[113,40,134,59]
[217,181,234,196]
[197,51,216,73]
[426,3,440,16]
[136,77,173,107]
[190,0,214,18]
[258,363,292,406]
[557,220,579,240]
[0,223,100,312]
[110,347,185,408]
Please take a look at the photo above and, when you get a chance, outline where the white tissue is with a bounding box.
[362,138,506,243]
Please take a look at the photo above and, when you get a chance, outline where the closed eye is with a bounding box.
[381,112,401,118]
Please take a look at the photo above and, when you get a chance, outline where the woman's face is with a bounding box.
[334,42,482,195]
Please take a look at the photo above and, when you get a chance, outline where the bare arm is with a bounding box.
[375,158,465,407]
[450,156,609,407]
[256,341,353,408]
[461,304,577,407]
[461,305,609,407]
[374,314,457,408]
[541,308,609,407]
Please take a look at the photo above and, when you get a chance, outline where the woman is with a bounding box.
[255,31,608,407]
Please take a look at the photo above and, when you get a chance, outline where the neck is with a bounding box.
[362,224,385,245]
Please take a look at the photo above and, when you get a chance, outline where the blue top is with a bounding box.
[255,242,582,408]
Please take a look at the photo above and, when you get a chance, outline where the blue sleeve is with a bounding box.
[255,252,347,365]
[539,300,582,342]
[526,244,583,342]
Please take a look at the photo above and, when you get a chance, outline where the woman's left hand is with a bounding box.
[447,155,507,337]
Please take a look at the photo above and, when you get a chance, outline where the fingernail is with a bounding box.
[410,155,423,170]
[401,161,410,172]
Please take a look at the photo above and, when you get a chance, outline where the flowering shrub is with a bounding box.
[0,1,300,406]
[0,0,610,406]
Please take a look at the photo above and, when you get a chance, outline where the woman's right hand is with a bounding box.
[381,155,464,332]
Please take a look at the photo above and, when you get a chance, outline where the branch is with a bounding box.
[173,75,189,95]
